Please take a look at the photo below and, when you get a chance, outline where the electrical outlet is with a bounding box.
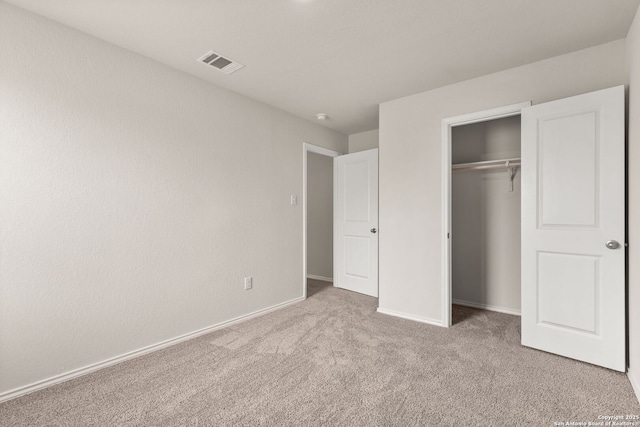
[244,276,253,290]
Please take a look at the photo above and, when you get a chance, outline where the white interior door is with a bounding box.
[521,85,625,372]
[334,149,379,297]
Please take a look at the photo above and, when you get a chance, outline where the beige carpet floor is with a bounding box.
[1,279,639,426]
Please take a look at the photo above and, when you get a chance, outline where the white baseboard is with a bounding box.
[629,369,640,405]
[376,307,444,327]
[306,274,333,283]
[452,299,521,316]
[0,296,305,403]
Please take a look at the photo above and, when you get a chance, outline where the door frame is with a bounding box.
[440,102,531,327]
[303,142,343,299]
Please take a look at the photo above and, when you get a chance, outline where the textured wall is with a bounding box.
[306,152,333,280]
[626,4,640,403]
[0,3,347,397]
[379,40,627,323]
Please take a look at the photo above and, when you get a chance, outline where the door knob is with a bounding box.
[370,228,377,234]
[605,240,620,249]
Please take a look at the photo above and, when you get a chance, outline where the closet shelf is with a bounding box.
[452,157,521,173]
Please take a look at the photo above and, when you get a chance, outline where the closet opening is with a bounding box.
[451,115,521,323]
[441,102,531,327]
[302,143,342,299]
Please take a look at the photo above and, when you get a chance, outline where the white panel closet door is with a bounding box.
[334,149,379,297]
[521,85,625,371]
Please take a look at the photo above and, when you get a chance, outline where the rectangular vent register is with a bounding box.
[197,50,244,75]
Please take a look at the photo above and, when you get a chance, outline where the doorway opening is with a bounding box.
[303,143,342,299]
[441,102,530,327]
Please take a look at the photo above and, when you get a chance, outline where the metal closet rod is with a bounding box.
[452,157,521,173]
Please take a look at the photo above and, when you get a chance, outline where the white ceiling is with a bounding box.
[5,0,640,135]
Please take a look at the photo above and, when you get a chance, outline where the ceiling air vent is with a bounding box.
[197,50,244,75]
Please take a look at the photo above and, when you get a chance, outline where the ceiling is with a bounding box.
[4,0,640,135]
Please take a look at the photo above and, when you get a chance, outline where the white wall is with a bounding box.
[0,3,347,398]
[306,152,333,280]
[379,40,627,324]
[451,116,521,313]
[626,4,640,403]
[348,129,379,153]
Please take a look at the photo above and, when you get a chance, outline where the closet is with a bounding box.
[443,87,624,370]
[451,115,521,315]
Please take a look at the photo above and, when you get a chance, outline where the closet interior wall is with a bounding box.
[451,115,522,314]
